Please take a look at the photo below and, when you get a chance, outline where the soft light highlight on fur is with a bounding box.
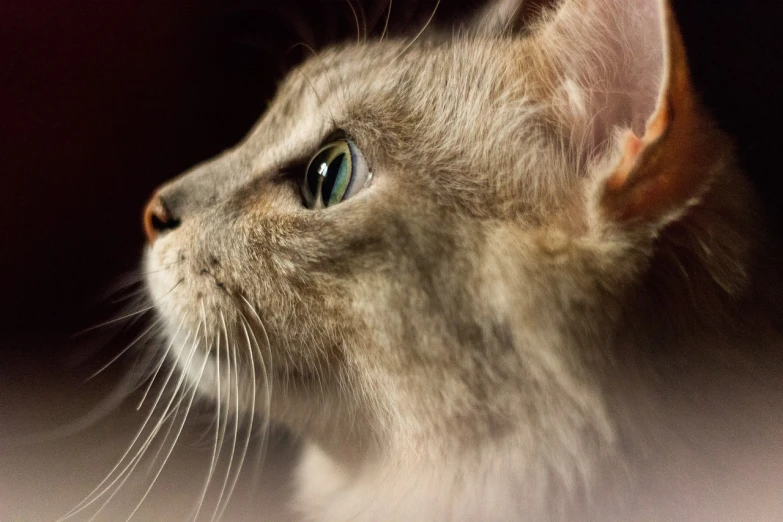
[126,0,783,520]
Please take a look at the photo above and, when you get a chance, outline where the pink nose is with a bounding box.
[142,192,178,243]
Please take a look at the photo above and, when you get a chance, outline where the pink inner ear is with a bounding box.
[607,101,671,191]
[546,0,668,153]
[606,131,643,191]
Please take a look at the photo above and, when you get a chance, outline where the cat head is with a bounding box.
[143,0,753,455]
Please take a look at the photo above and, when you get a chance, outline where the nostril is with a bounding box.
[150,210,179,232]
[143,194,180,243]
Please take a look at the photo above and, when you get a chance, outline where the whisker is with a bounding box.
[284,41,342,126]
[239,295,274,490]
[141,398,181,480]
[124,327,212,522]
[393,0,440,61]
[137,257,186,276]
[142,325,203,472]
[60,328,197,520]
[108,285,149,306]
[239,296,272,420]
[76,277,182,337]
[214,318,258,522]
[88,322,201,520]
[343,0,361,44]
[137,319,186,410]
[84,403,182,522]
[210,312,240,522]
[193,303,222,521]
[75,305,156,337]
[214,312,232,493]
[358,0,368,41]
[380,0,393,43]
[1,358,141,447]
[87,316,166,381]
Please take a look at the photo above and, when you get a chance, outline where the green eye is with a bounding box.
[301,138,370,209]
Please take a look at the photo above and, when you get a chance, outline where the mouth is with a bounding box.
[145,244,236,321]
[144,247,251,403]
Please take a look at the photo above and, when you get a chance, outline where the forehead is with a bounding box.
[244,37,546,175]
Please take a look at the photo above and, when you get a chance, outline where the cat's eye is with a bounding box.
[301,138,371,209]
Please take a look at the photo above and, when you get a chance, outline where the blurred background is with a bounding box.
[1,0,781,519]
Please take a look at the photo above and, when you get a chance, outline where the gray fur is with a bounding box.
[140,0,782,519]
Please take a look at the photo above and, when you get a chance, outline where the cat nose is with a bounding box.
[143,192,180,243]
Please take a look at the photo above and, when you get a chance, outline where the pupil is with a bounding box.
[306,160,322,202]
[320,153,345,206]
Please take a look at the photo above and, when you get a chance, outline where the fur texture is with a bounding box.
[140,0,782,519]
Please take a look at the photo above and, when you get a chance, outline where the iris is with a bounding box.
[301,138,370,209]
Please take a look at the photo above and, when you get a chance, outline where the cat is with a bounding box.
[121,0,783,519]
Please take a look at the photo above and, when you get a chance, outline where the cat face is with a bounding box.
[144,39,564,442]
[143,0,743,452]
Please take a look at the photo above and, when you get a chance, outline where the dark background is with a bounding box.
[1,0,782,349]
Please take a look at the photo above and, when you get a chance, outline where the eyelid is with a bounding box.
[277,129,349,174]
[343,138,371,199]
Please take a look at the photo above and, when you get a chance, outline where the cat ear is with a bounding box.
[596,3,713,227]
[541,0,712,226]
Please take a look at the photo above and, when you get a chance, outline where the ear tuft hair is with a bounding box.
[519,0,724,229]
